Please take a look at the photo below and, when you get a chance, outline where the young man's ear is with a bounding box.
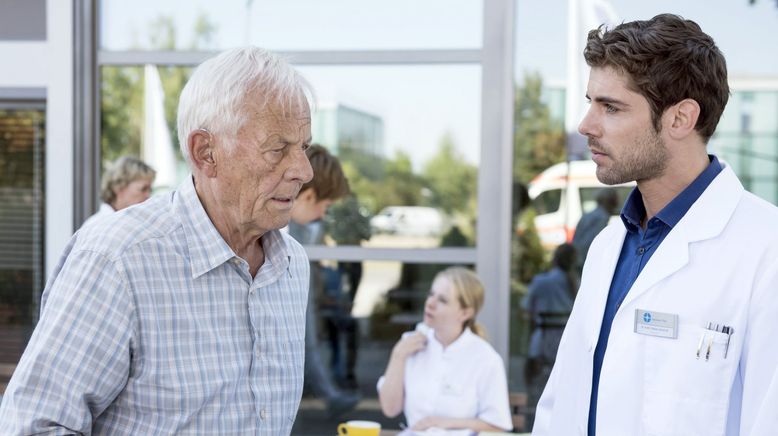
[296,187,316,202]
[188,129,217,177]
[664,98,701,141]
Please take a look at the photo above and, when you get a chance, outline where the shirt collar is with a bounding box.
[620,155,722,232]
[174,175,237,278]
[428,326,476,353]
[175,176,293,279]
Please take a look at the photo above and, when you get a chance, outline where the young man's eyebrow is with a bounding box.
[586,94,631,107]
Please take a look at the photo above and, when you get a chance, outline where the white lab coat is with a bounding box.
[533,165,778,436]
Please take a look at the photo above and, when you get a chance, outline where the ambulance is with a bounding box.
[527,160,634,250]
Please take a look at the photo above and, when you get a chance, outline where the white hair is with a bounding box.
[176,46,314,165]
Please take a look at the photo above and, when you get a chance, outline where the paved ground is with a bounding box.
[291,339,404,435]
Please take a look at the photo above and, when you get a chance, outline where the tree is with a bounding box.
[100,13,217,166]
[423,133,477,215]
[513,73,567,184]
[101,66,143,163]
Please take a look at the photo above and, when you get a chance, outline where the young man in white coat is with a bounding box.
[532,14,778,436]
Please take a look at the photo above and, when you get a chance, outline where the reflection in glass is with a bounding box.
[100,0,482,51]
[101,66,192,192]
[291,259,475,433]
[302,65,481,248]
[714,89,778,205]
[0,108,45,394]
[101,64,481,247]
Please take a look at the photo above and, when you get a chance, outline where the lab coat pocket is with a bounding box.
[641,325,732,436]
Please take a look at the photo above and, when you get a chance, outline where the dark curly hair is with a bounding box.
[584,14,729,142]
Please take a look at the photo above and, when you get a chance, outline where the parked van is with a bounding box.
[370,206,447,237]
[528,160,634,250]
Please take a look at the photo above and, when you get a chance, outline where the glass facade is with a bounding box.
[99,0,483,51]
[94,2,495,431]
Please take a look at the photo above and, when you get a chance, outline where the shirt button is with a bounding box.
[637,247,645,255]
[260,409,267,420]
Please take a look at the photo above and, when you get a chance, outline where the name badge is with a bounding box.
[634,309,678,339]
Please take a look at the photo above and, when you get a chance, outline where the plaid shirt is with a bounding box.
[0,176,309,435]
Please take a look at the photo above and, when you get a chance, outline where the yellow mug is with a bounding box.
[337,420,381,436]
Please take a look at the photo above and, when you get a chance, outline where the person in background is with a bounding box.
[286,144,359,417]
[378,267,512,433]
[324,193,372,389]
[533,14,778,436]
[81,155,156,227]
[0,46,315,434]
[523,243,578,402]
[571,187,618,272]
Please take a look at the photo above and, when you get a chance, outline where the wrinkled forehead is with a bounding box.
[243,91,310,128]
[244,83,310,116]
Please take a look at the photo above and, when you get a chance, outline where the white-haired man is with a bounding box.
[0,47,314,435]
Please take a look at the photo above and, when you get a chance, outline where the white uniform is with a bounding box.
[378,327,512,432]
[80,203,115,229]
[533,165,778,436]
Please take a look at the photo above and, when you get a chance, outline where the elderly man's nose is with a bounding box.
[289,149,313,183]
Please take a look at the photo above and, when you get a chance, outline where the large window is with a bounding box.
[99,64,482,247]
[100,0,483,51]
[0,104,45,393]
[95,0,513,433]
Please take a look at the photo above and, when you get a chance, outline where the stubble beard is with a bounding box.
[594,127,669,185]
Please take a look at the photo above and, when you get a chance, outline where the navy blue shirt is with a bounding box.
[587,155,722,435]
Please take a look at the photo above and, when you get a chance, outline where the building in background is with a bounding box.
[312,101,385,158]
[713,78,778,206]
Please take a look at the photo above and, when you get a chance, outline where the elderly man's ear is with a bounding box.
[188,129,217,177]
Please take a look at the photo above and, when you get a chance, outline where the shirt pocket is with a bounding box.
[435,379,478,420]
[641,324,733,436]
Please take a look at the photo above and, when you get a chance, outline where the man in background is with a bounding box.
[571,187,618,272]
[287,144,360,418]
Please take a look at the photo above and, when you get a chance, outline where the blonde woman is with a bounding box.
[81,156,155,228]
[377,267,512,433]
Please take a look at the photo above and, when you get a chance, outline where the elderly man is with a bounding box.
[0,47,314,434]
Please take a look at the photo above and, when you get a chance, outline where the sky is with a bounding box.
[101,0,778,169]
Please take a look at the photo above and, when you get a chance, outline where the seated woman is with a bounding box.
[377,267,512,433]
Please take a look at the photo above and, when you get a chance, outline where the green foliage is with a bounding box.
[512,208,547,284]
[101,66,143,163]
[513,73,566,183]
[325,194,372,245]
[511,74,559,283]
[423,133,477,215]
[100,13,214,167]
[343,150,427,215]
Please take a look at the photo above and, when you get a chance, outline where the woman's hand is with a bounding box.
[411,416,450,431]
[391,332,427,360]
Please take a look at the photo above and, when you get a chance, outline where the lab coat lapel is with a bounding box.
[584,225,626,336]
[619,165,743,309]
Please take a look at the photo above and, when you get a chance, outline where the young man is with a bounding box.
[286,144,359,417]
[533,14,778,436]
